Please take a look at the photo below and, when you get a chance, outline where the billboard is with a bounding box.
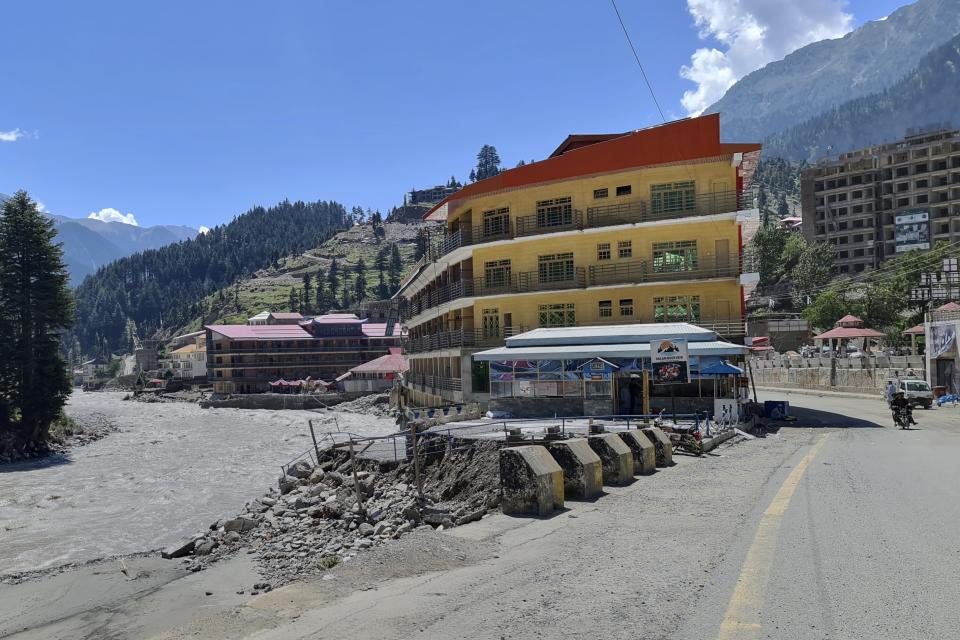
[650,338,689,384]
[929,323,957,358]
[895,210,930,253]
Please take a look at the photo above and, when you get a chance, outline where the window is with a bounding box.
[653,295,701,323]
[481,308,500,338]
[593,188,608,199]
[615,185,632,196]
[536,197,573,228]
[599,300,612,318]
[618,240,632,258]
[619,298,634,316]
[597,243,611,261]
[652,240,698,273]
[651,181,696,213]
[538,303,576,327]
[538,252,574,283]
[484,259,511,289]
[482,207,510,239]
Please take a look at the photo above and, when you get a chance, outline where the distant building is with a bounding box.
[406,185,460,207]
[206,313,405,394]
[247,311,304,326]
[342,348,408,394]
[801,127,960,274]
[81,357,110,384]
[168,335,208,380]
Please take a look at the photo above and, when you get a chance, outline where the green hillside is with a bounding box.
[170,221,430,335]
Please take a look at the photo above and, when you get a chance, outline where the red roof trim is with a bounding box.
[424,113,761,220]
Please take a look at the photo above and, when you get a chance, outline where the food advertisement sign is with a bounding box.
[650,338,689,384]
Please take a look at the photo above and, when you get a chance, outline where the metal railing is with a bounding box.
[423,190,741,260]
[589,253,741,286]
[407,327,528,353]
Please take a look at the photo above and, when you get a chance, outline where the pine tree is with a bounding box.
[469,168,477,183]
[777,194,789,219]
[314,267,326,313]
[301,273,313,314]
[474,145,502,181]
[354,258,368,302]
[288,287,299,313]
[0,191,74,443]
[327,259,340,303]
[388,244,403,292]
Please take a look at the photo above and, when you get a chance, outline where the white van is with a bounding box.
[884,378,933,409]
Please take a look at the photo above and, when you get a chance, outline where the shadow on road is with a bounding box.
[772,405,885,429]
[0,453,72,473]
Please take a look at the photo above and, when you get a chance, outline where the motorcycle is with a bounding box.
[892,405,914,430]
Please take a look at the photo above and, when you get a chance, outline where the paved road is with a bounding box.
[677,390,960,640]
[5,391,959,639]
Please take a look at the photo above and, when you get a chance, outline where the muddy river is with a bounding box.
[0,392,396,574]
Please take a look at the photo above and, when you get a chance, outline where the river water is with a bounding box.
[0,392,396,575]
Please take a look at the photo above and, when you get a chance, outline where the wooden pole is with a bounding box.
[642,369,651,424]
[308,419,321,466]
[411,421,424,505]
[746,357,759,404]
[348,438,365,514]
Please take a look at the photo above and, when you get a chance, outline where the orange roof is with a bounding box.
[903,324,925,335]
[424,113,761,220]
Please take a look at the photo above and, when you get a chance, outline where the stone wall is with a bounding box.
[749,357,926,394]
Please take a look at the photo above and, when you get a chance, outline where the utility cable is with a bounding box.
[610,0,666,122]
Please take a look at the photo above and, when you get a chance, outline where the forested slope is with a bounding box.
[72,199,349,354]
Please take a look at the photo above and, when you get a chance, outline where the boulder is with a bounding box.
[358,522,374,536]
[161,537,195,559]
[308,469,326,484]
[224,516,259,533]
[195,539,217,556]
[278,475,298,495]
[288,460,313,479]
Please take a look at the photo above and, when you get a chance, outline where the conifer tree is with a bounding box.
[0,191,74,443]
[354,258,368,302]
[301,273,313,314]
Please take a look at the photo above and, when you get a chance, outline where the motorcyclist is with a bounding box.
[890,391,917,426]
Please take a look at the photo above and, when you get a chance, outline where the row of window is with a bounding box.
[482,240,701,283]
[479,296,703,332]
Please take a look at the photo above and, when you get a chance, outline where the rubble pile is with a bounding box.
[334,393,393,417]
[167,439,502,585]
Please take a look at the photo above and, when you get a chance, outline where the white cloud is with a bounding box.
[680,0,854,115]
[36,201,47,212]
[88,207,139,226]
[0,128,25,142]
[198,225,211,234]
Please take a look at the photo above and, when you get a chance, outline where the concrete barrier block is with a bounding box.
[547,439,603,498]
[587,434,634,485]
[499,446,564,516]
[617,430,656,475]
[641,427,674,467]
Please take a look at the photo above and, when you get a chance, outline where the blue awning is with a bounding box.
[700,360,744,376]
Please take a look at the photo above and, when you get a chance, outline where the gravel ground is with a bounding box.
[0,391,396,576]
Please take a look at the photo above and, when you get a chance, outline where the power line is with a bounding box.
[609,0,666,123]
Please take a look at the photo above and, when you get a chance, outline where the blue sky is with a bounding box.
[0,0,904,229]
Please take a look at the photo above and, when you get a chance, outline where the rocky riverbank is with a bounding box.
[0,413,118,465]
[166,439,502,586]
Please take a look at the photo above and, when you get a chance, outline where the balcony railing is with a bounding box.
[408,255,741,318]
[588,253,741,286]
[407,327,527,354]
[424,190,741,260]
[406,372,463,392]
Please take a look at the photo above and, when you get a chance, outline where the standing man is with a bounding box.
[886,379,897,406]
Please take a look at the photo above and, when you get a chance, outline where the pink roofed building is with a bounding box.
[206,313,404,394]
[342,348,409,394]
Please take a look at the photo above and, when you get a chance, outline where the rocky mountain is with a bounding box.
[705,0,960,143]
[0,193,197,284]
[764,33,960,162]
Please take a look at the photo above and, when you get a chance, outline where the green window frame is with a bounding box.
[538,252,574,283]
[653,240,698,273]
[651,181,696,214]
[653,295,701,323]
[538,303,576,327]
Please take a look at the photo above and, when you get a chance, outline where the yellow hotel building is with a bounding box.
[397,114,761,407]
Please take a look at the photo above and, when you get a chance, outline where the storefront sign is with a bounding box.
[650,338,689,384]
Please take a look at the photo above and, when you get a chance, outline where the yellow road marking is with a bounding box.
[718,434,831,640]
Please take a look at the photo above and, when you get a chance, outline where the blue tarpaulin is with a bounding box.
[700,360,744,376]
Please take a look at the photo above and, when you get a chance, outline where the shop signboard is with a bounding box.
[650,338,689,384]
[929,322,956,358]
[895,210,930,253]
